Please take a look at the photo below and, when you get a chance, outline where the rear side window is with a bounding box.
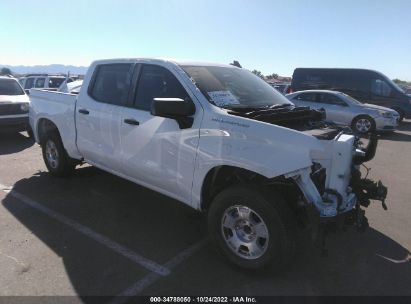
[24,78,35,89]
[35,78,45,88]
[134,65,188,111]
[295,92,318,102]
[90,64,133,106]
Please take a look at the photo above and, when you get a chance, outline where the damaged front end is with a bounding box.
[286,132,388,253]
[228,104,387,249]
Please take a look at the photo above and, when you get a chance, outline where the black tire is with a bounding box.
[208,184,297,270]
[352,115,375,134]
[41,131,75,177]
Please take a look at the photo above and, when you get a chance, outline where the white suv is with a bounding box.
[0,76,30,134]
[19,74,73,93]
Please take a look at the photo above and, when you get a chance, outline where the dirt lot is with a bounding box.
[0,121,410,302]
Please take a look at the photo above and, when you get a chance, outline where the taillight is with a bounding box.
[287,87,293,94]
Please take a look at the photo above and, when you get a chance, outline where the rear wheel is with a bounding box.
[352,115,375,134]
[208,185,297,270]
[42,132,75,177]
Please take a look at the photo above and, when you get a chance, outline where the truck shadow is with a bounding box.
[2,168,411,298]
[379,131,411,142]
[0,132,34,155]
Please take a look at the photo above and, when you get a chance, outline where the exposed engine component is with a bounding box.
[227,104,329,130]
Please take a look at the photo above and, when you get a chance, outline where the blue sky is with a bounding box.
[1,0,410,80]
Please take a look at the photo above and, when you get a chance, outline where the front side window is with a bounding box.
[182,65,291,109]
[90,64,133,105]
[134,65,188,111]
[371,79,392,97]
[0,79,25,95]
[35,78,45,88]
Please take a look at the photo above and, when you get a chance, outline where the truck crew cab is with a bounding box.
[29,59,387,270]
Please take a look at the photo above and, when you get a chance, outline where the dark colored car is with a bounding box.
[291,68,411,120]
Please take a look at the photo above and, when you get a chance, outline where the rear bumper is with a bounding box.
[0,115,29,133]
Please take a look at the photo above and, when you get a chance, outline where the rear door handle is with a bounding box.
[124,118,140,126]
[78,109,89,115]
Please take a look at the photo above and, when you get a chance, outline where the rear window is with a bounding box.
[0,79,25,95]
[48,77,66,88]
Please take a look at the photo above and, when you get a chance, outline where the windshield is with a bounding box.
[0,79,25,95]
[181,65,292,109]
[385,77,405,94]
[376,72,405,94]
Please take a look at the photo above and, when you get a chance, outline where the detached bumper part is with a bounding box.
[351,173,388,210]
[353,133,378,165]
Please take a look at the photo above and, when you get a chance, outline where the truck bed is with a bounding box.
[29,89,80,159]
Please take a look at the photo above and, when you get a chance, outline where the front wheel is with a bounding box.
[41,132,75,177]
[208,185,297,270]
[352,115,375,134]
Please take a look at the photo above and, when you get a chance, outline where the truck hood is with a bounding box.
[0,95,29,104]
[203,107,344,180]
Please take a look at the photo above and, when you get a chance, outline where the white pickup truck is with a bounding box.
[29,58,387,270]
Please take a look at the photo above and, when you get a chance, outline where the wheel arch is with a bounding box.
[200,165,299,213]
[351,114,376,132]
[37,118,60,145]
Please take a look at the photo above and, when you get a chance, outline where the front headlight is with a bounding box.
[380,111,393,118]
[20,103,29,112]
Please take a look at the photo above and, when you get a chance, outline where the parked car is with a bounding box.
[286,90,399,134]
[291,68,411,121]
[19,74,74,94]
[58,79,83,94]
[270,82,291,95]
[0,76,31,135]
[29,58,387,270]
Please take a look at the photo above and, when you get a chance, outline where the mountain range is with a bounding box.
[0,64,89,75]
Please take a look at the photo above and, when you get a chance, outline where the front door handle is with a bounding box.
[78,108,89,115]
[124,118,140,126]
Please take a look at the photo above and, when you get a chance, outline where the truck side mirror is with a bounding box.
[25,89,30,95]
[151,98,196,129]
